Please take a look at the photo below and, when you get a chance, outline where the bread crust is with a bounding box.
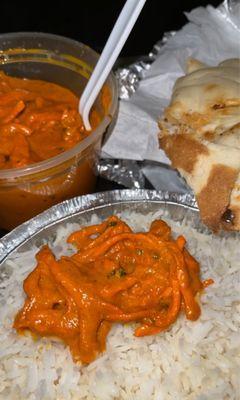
[160,134,208,174]
[196,164,238,231]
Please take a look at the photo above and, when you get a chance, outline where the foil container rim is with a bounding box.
[0,190,197,264]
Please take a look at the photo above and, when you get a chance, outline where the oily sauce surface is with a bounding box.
[0,71,101,169]
[14,216,212,364]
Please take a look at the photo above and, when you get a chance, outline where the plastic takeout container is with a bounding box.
[0,32,118,231]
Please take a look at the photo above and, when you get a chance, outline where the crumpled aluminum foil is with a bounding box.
[116,31,176,100]
[98,31,176,189]
[98,159,145,189]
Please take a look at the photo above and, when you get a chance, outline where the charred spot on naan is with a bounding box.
[196,164,238,231]
[221,208,235,225]
[222,205,240,231]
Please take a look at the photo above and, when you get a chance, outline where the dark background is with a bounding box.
[2,0,221,57]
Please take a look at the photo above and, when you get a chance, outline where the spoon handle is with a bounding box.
[80,0,147,130]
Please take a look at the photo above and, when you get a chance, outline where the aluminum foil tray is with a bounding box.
[0,190,200,266]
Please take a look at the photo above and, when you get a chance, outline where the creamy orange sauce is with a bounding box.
[14,216,213,364]
[0,71,101,169]
[0,72,112,230]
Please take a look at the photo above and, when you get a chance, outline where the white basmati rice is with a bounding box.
[0,209,239,400]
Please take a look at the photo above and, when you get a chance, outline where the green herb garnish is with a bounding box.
[108,221,117,227]
[117,267,127,277]
[107,266,127,278]
[136,248,144,256]
[152,253,159,260]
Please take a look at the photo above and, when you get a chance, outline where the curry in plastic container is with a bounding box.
[0,33,118,230]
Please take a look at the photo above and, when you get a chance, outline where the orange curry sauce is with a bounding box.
[0,71,100,169]
[14,216,213,364]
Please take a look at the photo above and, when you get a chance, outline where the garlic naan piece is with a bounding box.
[159,58,240,231]
[165,58,240,138]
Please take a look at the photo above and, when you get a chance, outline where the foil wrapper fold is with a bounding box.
[98,159,145,189]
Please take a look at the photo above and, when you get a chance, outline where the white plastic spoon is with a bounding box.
[79,0,147,131]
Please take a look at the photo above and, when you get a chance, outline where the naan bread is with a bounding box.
[159,58,240,231]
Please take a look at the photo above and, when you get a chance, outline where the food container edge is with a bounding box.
[0,189,197,264]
